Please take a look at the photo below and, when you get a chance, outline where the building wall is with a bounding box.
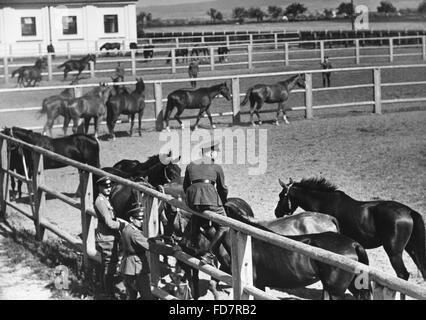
[0,2,137,57]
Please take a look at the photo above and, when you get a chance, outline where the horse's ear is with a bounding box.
[289,178,294,184]
[278,178,286,188]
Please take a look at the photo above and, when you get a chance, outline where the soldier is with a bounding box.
[120,207,181,300]
[188,60,199,88]
[94,176,127,299]
[183,141,229,263]
[114,62,125,82]
[320,56,332,87]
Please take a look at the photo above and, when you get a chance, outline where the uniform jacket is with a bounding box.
[321,61,332,74]
[120,224,150,275]
[95,194,122,240]
[183,160,228,207]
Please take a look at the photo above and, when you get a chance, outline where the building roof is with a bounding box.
[0,0,137,6]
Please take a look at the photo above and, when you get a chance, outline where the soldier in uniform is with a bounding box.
[320,56,332,87]
[114,62,125,82]
[94,176,127,299]
[183,141,229,263]
[188,60,199,88]
[120,207,181,300]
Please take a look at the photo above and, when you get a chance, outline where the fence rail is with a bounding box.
[1,132,426,300]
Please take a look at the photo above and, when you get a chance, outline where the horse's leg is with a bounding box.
[62,116,71,136]
[174,108,185,130]
[129,114,135,136]
[255,101,263,125]
[138,110,143,136]
[84,117,91,135]
[205,108,216,129]
[249,100,256,127]
[93,117,99,140]
[193,108,205,130]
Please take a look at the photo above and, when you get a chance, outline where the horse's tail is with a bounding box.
[38,98,49,117]
[240,87,253,106]
[57,62,66,69]
[350,242,372,300]
[11,68,21,78]
[407,210,426,279]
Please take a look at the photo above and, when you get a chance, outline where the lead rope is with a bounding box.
[5,141,11,202]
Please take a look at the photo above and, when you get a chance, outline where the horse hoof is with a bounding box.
[275,121,280,126]
[251,123,257,127]
[258,121,262,126]
[212,125,216,129]
[164,127,171,132]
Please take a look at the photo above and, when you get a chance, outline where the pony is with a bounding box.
[11,57,47,87]
[164,82,231,131]
[65,84,112,139]
[188,60,199,88]
[106,78,146,140]
[39,78,80,136]
[240,73,306,126]
[57,54,96,80]
[166,49,189,64]
[275,177,426,298]
[217,46,230,63]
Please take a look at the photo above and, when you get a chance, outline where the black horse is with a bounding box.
[166,48,189,64]
[106,78,146,139]
[275,177,426,294]
[164,82,231,131]
[217,46,230,63]
[11,57,47,87]
[240,74,306,126]
[100,42,121,56]
[191,46,209,58]
[142,45,155,60]
[57,54,96,80]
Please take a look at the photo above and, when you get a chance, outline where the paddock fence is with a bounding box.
[1,33,426,83]
[0,64,426,132]
[0,134,426,300]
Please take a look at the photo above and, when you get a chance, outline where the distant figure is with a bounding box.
[114,62,125,82]
[320,56,332,87]
[188,60,199,88]
[47,42,55,59]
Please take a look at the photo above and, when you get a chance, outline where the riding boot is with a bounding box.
[103,274,116,299]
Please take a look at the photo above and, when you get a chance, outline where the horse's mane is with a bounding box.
[295,177,338,193]
[11,127,53,150]
[278,74,299,86]
[138,154,161,170]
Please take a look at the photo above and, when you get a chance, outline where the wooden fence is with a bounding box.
[1,133,426,300]
[1,64,426,132]
[1,34,426,83]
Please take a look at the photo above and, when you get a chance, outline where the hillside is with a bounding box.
[137,0,421,19]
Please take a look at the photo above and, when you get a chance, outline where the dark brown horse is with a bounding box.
[12,58,47,87]
[100,42,121,56]
[57,54,96,80]
[240,73,305,126]
[164,82,231,131]
[65,84,112,139]
[217,46,230,63]
[275,177,426,298]
[106,78,146,139]
[166,48,189,64]
[39,79,80,136]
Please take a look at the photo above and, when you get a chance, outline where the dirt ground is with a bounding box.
[3,105,426,299]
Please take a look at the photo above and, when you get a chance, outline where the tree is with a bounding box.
[377,1,397,14]
[268,5,283,19]
[336,2,354,16]
[233,7,248,23]
[419,0,426,14]
[285,3,307,17]
[207,8,218,22]
[323,8,334,18]
[248,7,266,21]
[215,11,224,21]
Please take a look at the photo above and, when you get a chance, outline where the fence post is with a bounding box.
[3,56,8,84]
[232,77,241,125]
[422,36,426,61]
[389,38,394,63]
[32,153,46,241]
[89,61,95,78]
[373,68,382,115]
[131,49,136,76]
[320,40,325,63]
[226,35,230,47]
[247,45,253,70]
[209,47,215,71]
[9,44,13,63]
[274,33,278,50]
[67,42,71,60]
[79,171,93,274]
[304,73,313,119]
[47,53,53,81]
[171,49,176,74]
[175,38,179,48]
[249,34,253,46]
[94,41,99,58]
[284,42,289,66]
[230,230,253,300]
[143,196,161,288]
[355,39,360,64]
[154,82,164,131]
[38,43,42,57]
[0,138,6,218]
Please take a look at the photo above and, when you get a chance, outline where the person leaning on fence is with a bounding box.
[188,60,199,88]
[114,62,125,82]
[120,207,181,300]
[183,140,229,264]
[320,56,332,87]
[94,176,127,299]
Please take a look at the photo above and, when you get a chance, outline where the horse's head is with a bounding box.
[275,178,298,217]
[296,74,306,89]
[35,58,48,69]
[135,77,145,93]
[159,151,182,184]
[219,82,231,101]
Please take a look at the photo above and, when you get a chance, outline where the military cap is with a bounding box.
[127,207,145,220]
[96,176,112,187]
[201,140,220,153]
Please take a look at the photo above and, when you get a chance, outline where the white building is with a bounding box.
[0,0,137,57]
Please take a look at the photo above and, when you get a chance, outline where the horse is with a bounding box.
[99,42,121,56]
[39,79,80,136]
[57,54,96,80]
[106,78,146,140]
[4,139,30,201]
[2,127,100,196]
[65,84,112,139]
[164,82,231,131]
[12,57,47,87]
[166,48,189,64]
[275,177,426,298]
[166,197,370,300]
[240,73,306,126]
[191,46,209,58]
[142,45,155,61]
[188,61,199,88]
[217,46,230,63]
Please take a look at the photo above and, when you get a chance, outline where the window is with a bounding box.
[21,17,36,36]
[62,16,77,35]
[104,15,118,33]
